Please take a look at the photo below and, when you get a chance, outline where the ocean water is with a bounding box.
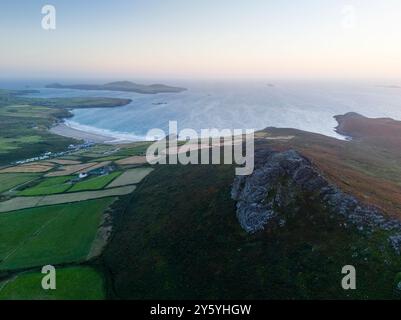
[22,80,401,141]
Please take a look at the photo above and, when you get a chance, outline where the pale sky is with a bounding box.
[1,0,401,80]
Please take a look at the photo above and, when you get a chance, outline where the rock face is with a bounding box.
[231,149,401,252]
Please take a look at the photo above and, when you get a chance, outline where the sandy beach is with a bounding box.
[50,123,122,144]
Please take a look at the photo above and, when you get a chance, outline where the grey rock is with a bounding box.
[389,235,401,254]
[231,149,401,253]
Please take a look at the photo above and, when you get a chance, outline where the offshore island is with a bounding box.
[46,81,187,94]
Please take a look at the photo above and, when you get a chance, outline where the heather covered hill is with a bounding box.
[101,113,401,299]
[335,112,401,150]
[258,113,401,218]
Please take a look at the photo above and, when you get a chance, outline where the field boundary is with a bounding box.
[0,185,136,213]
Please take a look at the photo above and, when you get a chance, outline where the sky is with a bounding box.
[1,0,401,80]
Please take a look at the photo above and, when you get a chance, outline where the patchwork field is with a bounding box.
[45,163,98,177]
[48,159,81,165]
[0,163,54,173]
[17,176,74,196]
[107,168,154,188]
[112,143,152,157]
[0,267,105,300]
[68,172,121,192]
[70,144,120,158]
[0,173,39,193]
[0,90,157,300]
[0,198,115,270]
[94,155,125,162]
[77,161,111,174]
[0,185,135,213]
[116,155,147,165]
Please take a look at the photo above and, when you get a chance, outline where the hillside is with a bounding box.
[258,113,401,218]
[100,113,401,299]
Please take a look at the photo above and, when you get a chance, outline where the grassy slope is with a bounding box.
[0,103,76,165]
[0,198,115,271]
[101,164,401,299]
[0,266,105,300]
[258,124,401,218]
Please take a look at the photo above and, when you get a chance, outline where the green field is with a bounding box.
[17,176,74,196]
[106,168,153,188]
[0,198,115,270]
[70,144,119,159]
[0,90,131,166]
[0,267,105,300]
[68,172,121,192]
[0,101,77,165]
[93,155,125,162]
[111,143,152,157]
[0,185,135,212]
[0,173,39,193]
[0,135,43,154]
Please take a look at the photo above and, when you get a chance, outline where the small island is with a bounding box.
[46,81,187,94]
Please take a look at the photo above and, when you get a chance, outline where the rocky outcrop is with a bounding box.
[232,149,401,252]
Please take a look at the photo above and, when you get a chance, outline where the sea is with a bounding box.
[2,79,401,142]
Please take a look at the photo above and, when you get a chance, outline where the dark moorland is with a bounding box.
[100,113,401,299]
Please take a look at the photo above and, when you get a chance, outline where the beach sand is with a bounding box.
[50,123,127,144]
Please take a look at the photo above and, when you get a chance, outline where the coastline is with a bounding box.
[50,123,129,144]
[50,115,349,146]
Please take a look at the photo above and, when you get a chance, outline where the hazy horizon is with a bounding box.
[2,0,401,80]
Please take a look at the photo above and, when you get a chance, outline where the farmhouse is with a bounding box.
[79,173,88,179]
